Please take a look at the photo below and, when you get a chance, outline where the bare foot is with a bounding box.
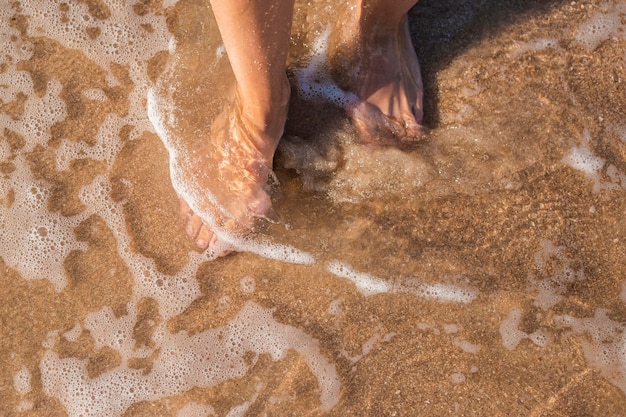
[341,16,424,146]
[175,82,289,254]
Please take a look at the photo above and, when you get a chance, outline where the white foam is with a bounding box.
[555,309,626,395]
[19,1,169,70]
[575,5,625,51]
[16,401,34,412]
[563,129,626,192]
[177,402,216,417]
[450,373,466,384]
[499,309,527,351]
[327,261,478,303]
[63,323,82,342]
[240,276,256,294]
[41,302,341,416]
[0,157,87,291]
[530,240,586,310]
[293,27,357,108]
[509,38,559,58]
[500,309,553,351]
[77,176,203,319]
[417,283,477,304]
[340,326,395,363]
[326,261,392,296]
[443,324,461,334]
[13,366,32,395]
[453,338,481,355]
[328,299,342,315]
[163,0,181,9]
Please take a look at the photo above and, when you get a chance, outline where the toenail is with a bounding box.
[197,239,206,248]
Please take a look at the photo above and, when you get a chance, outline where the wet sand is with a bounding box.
[1,0,626,416]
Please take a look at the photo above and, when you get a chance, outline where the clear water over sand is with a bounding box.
[1,0,626,415]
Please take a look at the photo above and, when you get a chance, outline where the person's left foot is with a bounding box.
[341,17,425,146]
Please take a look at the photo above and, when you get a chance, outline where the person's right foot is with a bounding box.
[176,80,289,254]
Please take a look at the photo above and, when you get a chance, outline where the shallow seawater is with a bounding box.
[1,0,626,416]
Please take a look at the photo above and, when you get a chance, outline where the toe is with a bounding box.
[179,198,192,221]
[196,223,214,250]
[186,214,203,240]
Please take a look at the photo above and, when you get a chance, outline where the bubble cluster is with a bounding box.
[327,260,478,303]
[0,160,87,291]
[293,27,358,108]
[499,309,553,351]
[529,239,586,310]
[575,4,626,51]
[239,276,256,294]
[508,38,559,58]
[13,367,32,395]
[563,129,626,192]
[415,283,477,304]
[450,372,466,384]
[41,302,341,416]
[555,309,626,394]
[327,261,393,296]
[19,1,169,69]
[453,338,481,355]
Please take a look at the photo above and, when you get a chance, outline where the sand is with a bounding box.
[1,0,626,415]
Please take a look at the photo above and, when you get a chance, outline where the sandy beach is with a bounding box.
[1,0,626,415]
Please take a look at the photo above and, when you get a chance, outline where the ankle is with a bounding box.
[359,5,407,36]
[237,75,291,156]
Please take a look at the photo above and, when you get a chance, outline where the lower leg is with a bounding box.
[209,0,294,153]
[182,0,295,251]
[344,0,424,144]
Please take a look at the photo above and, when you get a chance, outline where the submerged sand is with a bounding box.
[1,0,626,415]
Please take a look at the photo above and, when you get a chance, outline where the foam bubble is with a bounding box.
[63,324,82,342]
[327,261,478,303]
[509,38,559,58]
[453,338,481,355]
[450,373,466,384]
[328,299,342,315]
[443,324,461,334]
[575,6,624,51]
[499,309,528,351]
[326,261,392,296]
[555,309,626,395]
[13,366,32,395]
[240,276,256,294]
[293,27,357,108]
[41,302,341,416]
[176,402,216,417]
[16,401,34,412]
[530,239,586,310]
[500,309,553,351]
[563,130,626,192]
[416,283,477,304]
